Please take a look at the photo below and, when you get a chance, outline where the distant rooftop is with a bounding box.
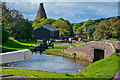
[34,24,59,31]
[42,24,59,31]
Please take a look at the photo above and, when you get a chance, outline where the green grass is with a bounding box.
[2,68,71,78]
[70,42,85,47]
[2,37,36,52]
[46,49,70,55]
[73,53,120,78]
[2,53,120,79]
[1,38,120,79]
[108,38,119,41]
[54,42,65,44]
[19,39,37,44]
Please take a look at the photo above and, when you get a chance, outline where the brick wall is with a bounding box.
[104,40,120,49]
[64,41,115,62]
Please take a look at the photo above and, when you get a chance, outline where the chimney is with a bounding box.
[36,3,47,19]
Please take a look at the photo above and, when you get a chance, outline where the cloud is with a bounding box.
[6,2,38,14]
[23,14,36,20]
[45,2,118,22]
[3,0,120,2]
[6,2,118,23]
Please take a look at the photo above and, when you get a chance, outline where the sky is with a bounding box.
[6,1,119,23]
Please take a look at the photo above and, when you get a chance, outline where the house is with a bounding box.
[78,33,88,41]
[33,24,59,40]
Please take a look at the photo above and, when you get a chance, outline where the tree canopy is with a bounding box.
[82,19,98,28]
[33,18,73,37]
[87,25,97,40]
[2,2,120,41]
[73,23,82,34]
[93,18,120,40]
[2,2,32,41]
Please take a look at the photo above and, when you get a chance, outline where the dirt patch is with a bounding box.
[1,74,37,80]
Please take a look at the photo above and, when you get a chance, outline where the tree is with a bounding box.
[87,25,98,40]
[73,23,81,34]
[93,17,120,40]
[1,26,9,43]
[77,27,84,34]
[58,18,64,21]
[8,9,23,37]
[2,2,10,28]
[93,21,111,40]
[110,20,120,40]
[109,16,119,23]
[82,19,98,28]
[32,18,56,29]
[64,20,73,36]
[2,2,10,43]
[72,52,76,59]
[2,2,32,40]
[32,17,73,37]
[12,19,32,40]
[52,19,72,37]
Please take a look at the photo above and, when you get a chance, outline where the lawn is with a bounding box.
[70,42,85,47]
[1,38,119,79]
[2,37,36,52]
[46,49,70,55]
[74,53,120,79]
[54,42,66,44]
[2,53,120,79]
[2,68,71,79]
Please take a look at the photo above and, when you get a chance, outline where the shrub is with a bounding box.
[72,40,76,44]
[1,26,9,44]
[72,53,77,59]
[72,52,76,56]
[65,72,73,77]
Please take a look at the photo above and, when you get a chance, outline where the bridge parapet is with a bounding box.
[0,49,32,64]
[64,41,117,62]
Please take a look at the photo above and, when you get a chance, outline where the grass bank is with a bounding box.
[54,42,66,44]
[46,48,89,61]
[73,53,120,79]
[46,49,70,55]
[54,45,70,48]
[2,37,36,52]
[2,53,119,79]
[46,41,86,59]
[2,68,71,78]
[70,42,85,47]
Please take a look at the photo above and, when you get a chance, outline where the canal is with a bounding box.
[2,52,90,73]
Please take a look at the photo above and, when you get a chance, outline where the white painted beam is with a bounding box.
[0,49,32,64]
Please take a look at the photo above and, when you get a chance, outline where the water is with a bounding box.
[2,52,90,73]
[54,43,69,46]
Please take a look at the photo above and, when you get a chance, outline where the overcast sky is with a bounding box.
[6,1,119,23]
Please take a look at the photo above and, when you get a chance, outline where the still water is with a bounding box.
[3,52,90,73]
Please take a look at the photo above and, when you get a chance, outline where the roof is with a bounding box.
[34,23,59,31]
[42,24,59,31]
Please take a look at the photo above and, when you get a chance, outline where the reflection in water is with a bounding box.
[2,52,90,73]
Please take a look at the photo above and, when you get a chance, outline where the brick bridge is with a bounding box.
[64,40,120,62]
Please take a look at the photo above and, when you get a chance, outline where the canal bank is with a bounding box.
[46,52,89,61]
[1,53,119,79]
[2,52,90,74]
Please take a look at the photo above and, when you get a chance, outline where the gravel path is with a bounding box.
[1,74,37,80]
